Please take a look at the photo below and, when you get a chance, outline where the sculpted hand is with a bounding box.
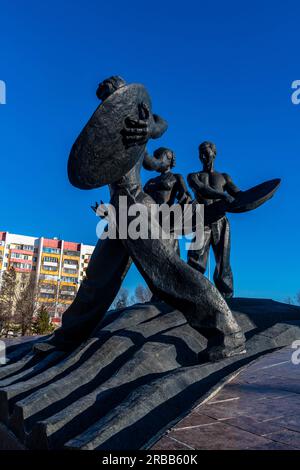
[121,102,152,148]
[223,194,235,204]
[178,192,192,205]
[91,200,109,219]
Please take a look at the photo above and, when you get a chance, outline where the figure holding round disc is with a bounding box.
[35,77,246,362]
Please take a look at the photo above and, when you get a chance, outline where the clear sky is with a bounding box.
[1,0,299,301]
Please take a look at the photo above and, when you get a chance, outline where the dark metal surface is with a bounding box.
[227,178,281,213]
[1,299,300,450]
[68,84,152,189]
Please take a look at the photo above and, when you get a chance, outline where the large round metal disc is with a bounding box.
[227,178,281,213]
[68,84,152,189]
[185,178,281,232]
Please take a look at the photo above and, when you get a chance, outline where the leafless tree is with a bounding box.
[0,267,17,337]
[112,288,130,310]
[134,285,152,303]
[15,273,39,336]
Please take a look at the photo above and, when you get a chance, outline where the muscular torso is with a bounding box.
[192,171,227,205]
[144,172,179,205]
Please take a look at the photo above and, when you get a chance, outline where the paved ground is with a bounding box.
[152,346,300,450]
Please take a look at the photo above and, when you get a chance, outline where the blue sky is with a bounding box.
[0,0,299,301]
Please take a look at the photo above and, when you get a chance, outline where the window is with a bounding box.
[42,265,58,272]
[43,256,58,263]
[64,259,78,266]
[63,250,80,257]
[22,245,34,251]
[63,268,77,274]
[61,276,77,283]
[11,262,31,269]
[39,274,58,281]
[43,247,60,254]
[39,292,55,299]
[10,253,31,260]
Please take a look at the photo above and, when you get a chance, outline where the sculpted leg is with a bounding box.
[187,226,211,274]
[212,217,234,299]
[122,192,245,360]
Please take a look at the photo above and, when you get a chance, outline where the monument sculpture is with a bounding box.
[188,141,281,298]
[34,76,246,361]
[1,76,297,453]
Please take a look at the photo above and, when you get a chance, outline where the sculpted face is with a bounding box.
[199,142,216,172]
[154,148,175,173]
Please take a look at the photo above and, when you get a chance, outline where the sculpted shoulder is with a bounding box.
[222,172,231,181]
[187,171,201,182]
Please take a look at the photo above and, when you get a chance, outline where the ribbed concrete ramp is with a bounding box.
[0,298,299,450]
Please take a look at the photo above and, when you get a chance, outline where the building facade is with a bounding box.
[0,231,94,325]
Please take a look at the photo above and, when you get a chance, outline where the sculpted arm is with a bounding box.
[223,173,242,197]
[176,174,192,204]
[188,173,229,201]
[143,150,162,171]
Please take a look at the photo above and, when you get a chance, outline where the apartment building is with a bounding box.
[0,231,94,325]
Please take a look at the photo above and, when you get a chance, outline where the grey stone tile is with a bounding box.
[172,412,217,430]
[168,421,275,450]
[225,415,283,436]
[266,429,300,449]
[151,435,194,450]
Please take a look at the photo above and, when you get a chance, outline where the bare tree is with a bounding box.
[15,273,38,336]
[0,267,17,337]
[112,288,130,310]
[135,284,152,303]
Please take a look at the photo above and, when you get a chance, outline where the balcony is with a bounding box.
[63,263,78,270]
[63,251,80,257]
[40,288,56,294]
[60,290,75,296]
[43,261,58,267]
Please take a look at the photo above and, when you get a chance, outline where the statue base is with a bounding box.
[0,297,299,450]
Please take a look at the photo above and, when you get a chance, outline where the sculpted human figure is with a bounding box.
[35,78,246,362]
[143,147,191,207]
[143,147,191,256]
[187,141,241,299]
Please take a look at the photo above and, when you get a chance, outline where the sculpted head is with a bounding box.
[199,141,217,172]
[153,147,176,173]
[96,76,126,101]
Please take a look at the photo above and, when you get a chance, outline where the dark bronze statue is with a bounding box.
[187,141,281,299]
[143,147,192,256]
[143,147,191,207]
[35,77,246,362]
[187,141,238,298]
